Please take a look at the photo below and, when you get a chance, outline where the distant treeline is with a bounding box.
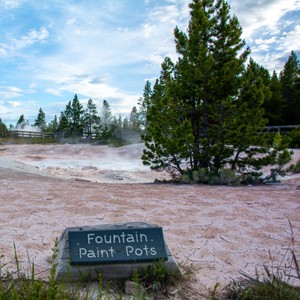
[0,95,144,145]
[0,51,299,145]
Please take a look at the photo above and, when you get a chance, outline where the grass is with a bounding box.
[0,137,56,145]
[1,242,299,299]
[225,220,300,300]
[1,223,299,300]
[0,241,79,299]
[0,244,194,299]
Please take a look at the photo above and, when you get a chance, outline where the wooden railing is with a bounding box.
[263,125,300,133]
[0,130,54,138]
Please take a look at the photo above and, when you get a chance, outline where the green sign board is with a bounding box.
[68,227,168,265]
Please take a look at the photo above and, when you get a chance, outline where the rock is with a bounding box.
[82,166,98,171]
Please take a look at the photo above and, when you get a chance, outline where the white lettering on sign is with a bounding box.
[79,246,115,259]
[87,231,148,245]
[69,228,167,264]
[125,245,157,256]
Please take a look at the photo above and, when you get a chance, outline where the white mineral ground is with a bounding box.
[0,143,299,299]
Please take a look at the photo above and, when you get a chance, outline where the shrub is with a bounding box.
[288,159,300,173]
[133,260,181,292]
[181,168,240,185]
[288,129,300,148]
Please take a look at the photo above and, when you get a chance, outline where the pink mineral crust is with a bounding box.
[0,143,299,298]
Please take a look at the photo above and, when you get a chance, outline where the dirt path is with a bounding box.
[0,144,299,298]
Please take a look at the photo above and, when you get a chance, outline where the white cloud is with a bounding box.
[0,0,299,124]
[0,45,8,56]
[0,27,49,58]
[7,100,22,107]
[255,37,277,45]
[0,86,23,98]
[13,27,49,49]
[45,88,61,96]
[19,0,190,115]
[279,24,300,54]
[0,0,22,9]
[229,0,300,39]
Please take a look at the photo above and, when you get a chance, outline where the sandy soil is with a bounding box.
[0,143,299,299]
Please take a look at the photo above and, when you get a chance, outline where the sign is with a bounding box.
[68,227,168,265]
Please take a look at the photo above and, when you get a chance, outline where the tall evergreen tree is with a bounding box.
[122,117,130,129]
[137,80,152,129]
[142,0,286,182]
[16,114,28,129]
[280,51,300,125]
[71,94,84,135]
[34,108,46,130]
[63,94,84,136]
[264,71,284,125]
[0,117,7,133]
[129,106,139,130]
[228,59,269,173]
[83,99,101,138]
[99,100,112,140]
[142,57,194,176]
[117,115,123,128]
[58,112,68,133]
[47,115,58,132]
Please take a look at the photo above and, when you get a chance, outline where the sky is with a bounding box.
[0,0,299,127]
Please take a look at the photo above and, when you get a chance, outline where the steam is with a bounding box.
[0,143,170,183]
[10,123,41,132]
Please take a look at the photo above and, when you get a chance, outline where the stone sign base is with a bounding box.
[54,222,179,281]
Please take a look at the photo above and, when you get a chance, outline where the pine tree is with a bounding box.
[122,117,130,129]
[99,100,112,140]
[58,112,68,133]
[137,80,152,129]
[83,99,101,138]
[34,108,46,130]
[142,57,194,175]
[63,94,84,136]
[0,117,7,133]
[228,59,269,173]
[16,114,28,129]
[110,116,119,138]
[47,115,58,132]
[264,71,284,125]
[142,0,285,183]
[71,94,84,135]
[280,51,300,125]
[129,106,139,130]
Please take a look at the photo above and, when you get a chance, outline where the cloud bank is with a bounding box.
[0,0,299,124]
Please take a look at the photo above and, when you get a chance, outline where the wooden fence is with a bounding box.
[0,130,54,139]
[1,125,299,140]
[263,125,300,133]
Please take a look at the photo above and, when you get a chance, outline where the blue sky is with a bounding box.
[0,0,299,126]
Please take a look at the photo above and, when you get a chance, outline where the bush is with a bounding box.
[180,168,240,185]
[287,129,300,148]
[134,260,180,291]
[288,159,300,173]
[240,172,263,185]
